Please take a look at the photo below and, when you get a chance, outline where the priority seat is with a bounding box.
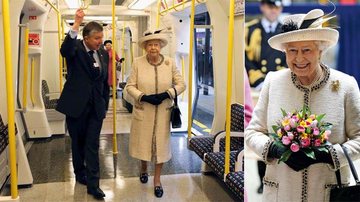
[41,80,58,109]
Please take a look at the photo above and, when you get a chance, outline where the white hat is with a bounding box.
[268,9,339,52]
[138,29,168,49]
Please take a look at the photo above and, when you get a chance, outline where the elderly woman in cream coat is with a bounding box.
[245,9,360,201]
[126,29,185,198]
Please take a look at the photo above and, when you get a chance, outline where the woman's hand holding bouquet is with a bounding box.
[268,106,334,171]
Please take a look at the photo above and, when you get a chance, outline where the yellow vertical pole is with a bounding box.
[2,0,18,199]
[23,26,29,110]
[187,0,195,140]
[181,55,185,100]
[57,3,63,92]
[156,0,162,28]
[30,58,35,107]
[224,0,235,175]
[111,0,118,178]
[121,23,126,82]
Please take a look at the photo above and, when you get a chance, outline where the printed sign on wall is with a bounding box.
[28,33,40,46]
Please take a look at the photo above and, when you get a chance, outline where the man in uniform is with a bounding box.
[245,0,286,90]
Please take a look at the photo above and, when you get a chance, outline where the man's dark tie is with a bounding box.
[88,50,100,77]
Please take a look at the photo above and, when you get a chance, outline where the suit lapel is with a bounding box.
[77,40,94,78]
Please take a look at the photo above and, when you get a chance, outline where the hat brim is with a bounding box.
[268,28,339,51]
[138,34,168,49]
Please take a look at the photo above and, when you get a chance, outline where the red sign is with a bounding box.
[29,16,37,20]
[28,33,40,46]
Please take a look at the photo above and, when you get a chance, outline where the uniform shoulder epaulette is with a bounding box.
[245,19,259,28]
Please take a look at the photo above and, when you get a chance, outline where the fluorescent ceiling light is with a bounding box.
[64,0,80,9]
[128,0,157,10]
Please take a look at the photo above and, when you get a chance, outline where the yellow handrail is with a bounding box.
[224,0,235,175]
[187,0,195,140]
[181,55,185,100]
[79,0,91,10]
[2,0,18,199]
[121,23,126,82]
[111,0,118,178]
[45,0,63,92]
[156,0,162,27]
[160,0,189,14]
[23,25,29,110]
[173,0,186,11]
[30,57,35,107]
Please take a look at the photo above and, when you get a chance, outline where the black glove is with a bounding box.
[284,151,315,171]
[285,148,333,172]
[156,92,170,102]
[141,94,162,105]
[268,142,287,159]
[313,148,334,165]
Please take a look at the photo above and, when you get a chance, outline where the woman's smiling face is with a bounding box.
[285,41,321,83]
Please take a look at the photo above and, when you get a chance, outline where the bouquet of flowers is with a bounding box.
[271,106,332,163]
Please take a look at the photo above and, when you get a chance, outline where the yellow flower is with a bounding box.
[277,129,282,138]
[306,118,313,124]
[300,121,307,127]
[282,119,290,127]
[301,133,308,139]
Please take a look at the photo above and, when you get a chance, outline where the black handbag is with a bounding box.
[170,88,182,128]
[330,145,360,202]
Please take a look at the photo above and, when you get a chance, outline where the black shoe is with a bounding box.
[76,175,87,185]
[139,173,148,183]
[87,187,105,199]
[257,184,263,194]
[154,185,163,198]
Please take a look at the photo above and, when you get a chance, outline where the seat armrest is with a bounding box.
[235,150,244,172]
[213,131,244,152]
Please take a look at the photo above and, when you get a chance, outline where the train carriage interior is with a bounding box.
[0,0,245,201]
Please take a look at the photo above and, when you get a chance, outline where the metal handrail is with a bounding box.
[111,0,118,178]
[181,55,185,100]
[45,0,63,92]
[187,0,195,140]
[2,0,19,199]
[121,24,126,82]
[224,0,235,175]
[22,25,29,110]
[160,0,190,14]
[30,57,35,107]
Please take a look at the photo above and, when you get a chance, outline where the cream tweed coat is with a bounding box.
[126,55,185,163]
[245,67,360,202]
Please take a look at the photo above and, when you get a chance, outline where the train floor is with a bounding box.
[10,96,236,201]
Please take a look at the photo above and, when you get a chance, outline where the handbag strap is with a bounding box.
[335,145,360,187]
[173,87,178,107]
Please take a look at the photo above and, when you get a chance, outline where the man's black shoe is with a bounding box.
[75,175,87,185]
[87,187,105,199]
[257,184,263,194]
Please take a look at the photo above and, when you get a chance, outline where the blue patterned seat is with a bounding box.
[41,80,58,109]
[225,171,245,200]
[204,150,240,178]
[189,103,244,159]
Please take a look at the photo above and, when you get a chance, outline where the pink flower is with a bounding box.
[324,130,331,140]
[314,139,322,147]
[297,126,305,133]
[313,128,320,136]
[310,120,318,128]
[310,114,316,119]
[301,138,311,148]
[290,119,296,128]
[282,136,291,145]
[292,115,299,122]
[287,132,294,140]
[290,143,300,152]
[284,125,291,131]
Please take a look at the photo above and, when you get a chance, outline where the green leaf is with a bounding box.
[279,150,292,163]
[272,125,279,133]
[316,147,328,153]
[316,114,326,122]
[302,148,315,159]
[302,105,307,118]
[270,133,279,140]
[306,127,311,134]
[281,108,287,117]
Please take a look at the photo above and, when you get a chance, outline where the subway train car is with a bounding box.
[0,0,245,201]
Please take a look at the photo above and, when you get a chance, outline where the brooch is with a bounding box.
[331,80,340,92]
[165,60,169,65]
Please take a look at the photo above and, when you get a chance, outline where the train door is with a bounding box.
[192,12,214,136]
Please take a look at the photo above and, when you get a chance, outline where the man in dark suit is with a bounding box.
[56,9,109,200]
[245,0,286,90]
[245,0,286,194]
